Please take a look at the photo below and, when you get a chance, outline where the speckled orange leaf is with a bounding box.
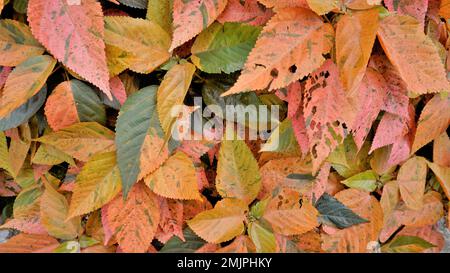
[171,0,228,51]
[412,93,450,153]
[155,198,184,243]
[187,198,247,243]
[380,191,444,242]
[368,54,409,118]
[223,8,334,96]
[377,15,450,95]
[336,9,379,93]
[0,55,56,119]
[321,189,383,253]
[303,60,353,173]
[0,233,59,253]
[263,188,319,236]
[27,0,111,98]
[259,157,312,199]
[397,156,427,211]
[0,19,45,66]
[428,162,450,200]
[144,151,202,200]
[351,68,387,149]
[44,81,80,131]
[218,0,274,26]
[384,0,429,26]
[102,183,160,253]
[344,0,382,9]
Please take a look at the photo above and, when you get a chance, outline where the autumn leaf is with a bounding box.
[28,0,112,98]
[397,156,427,211]
[0,19,45,66]
[102,182,160,253]
[104,16,171,75]
[144,151,202,200]
[336,9,379,93]
[412,93,450,153]
[216,140,261,204]
[67,151,122,219]
[170,0,228,51]
[116,86,169,196]
[36,122,115,162]
[321,189,383,253]
[44,80,106,131]
[191,22,261,74]
[0,55,56,118]
[222,8,334,96]
[40,181,82,240]
[218,0,273,26]
[0,233,59,253]
[377,14,450,95]
[157,62,196,138]
[263,188,319,236]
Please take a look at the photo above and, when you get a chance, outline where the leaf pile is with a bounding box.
[0,0,449,253]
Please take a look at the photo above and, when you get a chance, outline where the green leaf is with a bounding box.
[160,228,206,253]
[315,193,369,229]
[118,0,147,9]
[216,140,261,204]
[192,22,261,74]
[327,136,370,178]
[260,119,300,156]
[69,80,107,125]
[248,220,277,253]
[341,170,378,192]
[0,85,47,131]
[116,86,166,197]
[382,235,436,253]
[53,241,80,253]
[32,143,76,166]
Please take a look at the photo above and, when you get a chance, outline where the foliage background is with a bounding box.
[0,0,449,253]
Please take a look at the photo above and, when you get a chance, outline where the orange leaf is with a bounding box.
[102,183,160,253]
[412,94,450,153]
[171,0,228,51]
[263,188,319,236]
[28,0,111,98]
[223,8,334,96]
[321,189,383,253]
[336,9,379,93]
[0,233,59,253]
[377,14,450,95]
[397,157,427,211]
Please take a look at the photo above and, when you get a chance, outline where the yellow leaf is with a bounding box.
[144,151,201,200]
[428,162,450,201]
[67,151,122,219]
[104,16,171,75]
[40,181,82,240]
[32,143,76,166]
[187,198,248,243]
[248,220,277,253]
[216,140,261,204]
[306,0,339,15]
[157,62,196,137]
[36,122,115,162]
